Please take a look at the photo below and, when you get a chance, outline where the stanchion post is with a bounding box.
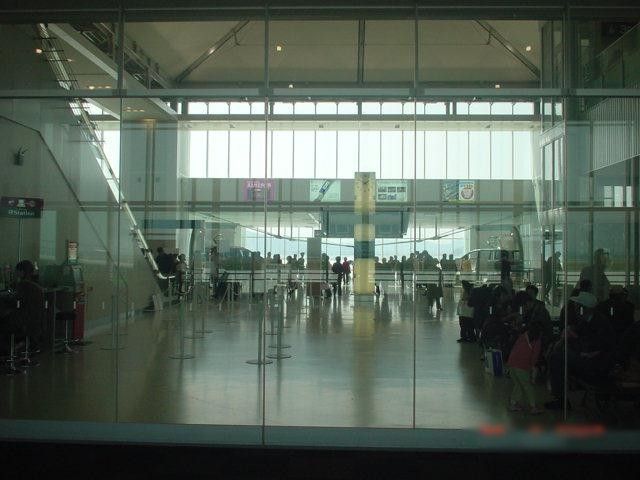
[185,287,204,339]
[170,296,195,359]
[101,294,124,350]
[246,304,272,365]
[196,283,212,334]
[267,286,291,359]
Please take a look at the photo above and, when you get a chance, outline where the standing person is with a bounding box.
[342,257,351,285]
[331,256,344,295]
[175,254,188,297]
[321,253,329,282]
[578,248,610,303]
[506,321,543,415]
[498,250,513,293]
[156,246,174,276]
[457,281,475,342]
[544,251,562,303]
[447,254,458,287]
[399,255,407,290]
[210,246,220,287]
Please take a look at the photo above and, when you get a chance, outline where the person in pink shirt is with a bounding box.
[506,321,543,415]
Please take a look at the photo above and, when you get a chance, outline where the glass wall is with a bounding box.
[1,3,640,447]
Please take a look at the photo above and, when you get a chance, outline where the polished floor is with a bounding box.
[0,284,626,432]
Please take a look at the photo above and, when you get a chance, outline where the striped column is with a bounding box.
[354,172,375,298]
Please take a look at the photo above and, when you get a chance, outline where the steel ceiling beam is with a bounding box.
[175,20,251,84]
[475,20,540,80]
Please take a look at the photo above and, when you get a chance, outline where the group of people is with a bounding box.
[154,247,188,296]
[457,281,553,414]
[544,278,639,410]
[455,248,639,415]
[367,252,457,273]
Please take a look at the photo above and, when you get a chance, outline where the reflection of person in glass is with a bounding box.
[578,248,610,303]
[544,251,562,303]
[498,250,512,292]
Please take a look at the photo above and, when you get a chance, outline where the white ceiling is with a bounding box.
[124,19,542,85]
[49,19,543,120]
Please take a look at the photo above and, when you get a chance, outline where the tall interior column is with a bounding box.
[354,172,376,298]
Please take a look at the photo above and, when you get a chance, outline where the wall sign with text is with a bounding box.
[0,196,44,218]
[243,179,276,202]
[376,180,408,202]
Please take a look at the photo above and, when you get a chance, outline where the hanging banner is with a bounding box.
[376,180,408,202]
[458,180,476,202]
[243,179,276,202]
[441,181,476,202]
[441,181,459,202]
[310,180,341,202]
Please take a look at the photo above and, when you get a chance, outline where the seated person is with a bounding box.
[522,285,553,350]
[468,284,493,340]
[545,290,616,410]
[596,285,635,347]
[615,321,640,384]
[1,260,45,351]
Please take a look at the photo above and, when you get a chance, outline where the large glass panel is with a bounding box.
[0,15,121,423]
[560,93,640,427]
[491,131,513,180]
[447,131,469,179]
[262,17,415,430]
[337,131,359,179]
[115,13,268,432]
[7,3,640,453]
[469,131,491,179]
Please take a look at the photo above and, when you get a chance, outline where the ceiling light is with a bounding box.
[67,58,73,62]
[276,44,283,52]
[35,48,42,54]
[494,84,501,89]
[104,85,111,89]
[525,45,532,52]
[88,85,95,90]
[288,84,294,89]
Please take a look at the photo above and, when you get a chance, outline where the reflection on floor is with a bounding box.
[0,285,634,431]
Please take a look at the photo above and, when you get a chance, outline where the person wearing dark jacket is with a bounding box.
[331,256,344,295]
[545,290,616,410]
[596,285,635,346]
